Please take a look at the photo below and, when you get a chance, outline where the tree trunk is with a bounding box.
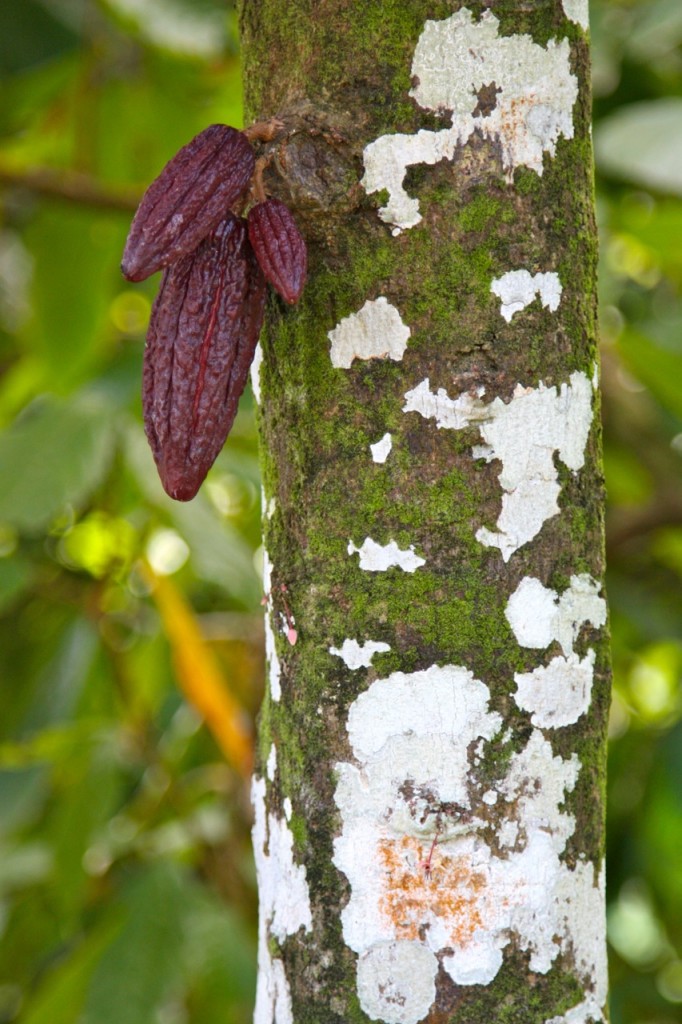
[240,2,610,1022]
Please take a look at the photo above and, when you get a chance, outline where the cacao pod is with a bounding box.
[122,124,255,283]
[247,198,307,305]
[143,213,266,501]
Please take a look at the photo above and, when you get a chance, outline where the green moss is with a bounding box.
[495,0,566,46]
[256,691,274,771]
[287,810,308,852]
[458,192,504,233]
[514,167,543,195]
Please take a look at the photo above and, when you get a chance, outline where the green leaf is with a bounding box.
[81,863,187,1024]
[628,0,682,62]
[0,556,35,613]
[0,767,47,834]
[0,0,79,75]
[595,99,682,196]
[0,722,112,769]
[617,327,682,423]
[0,841,52,893]
[124,423,260,604]
[101,0,231,58]
[45,734,121,927]
[183,895,256,1024]
[23,207,127,391]
[20,916,124,1024]
[0,395,115,533]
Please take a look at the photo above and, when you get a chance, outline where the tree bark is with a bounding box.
[240,1,610,1022]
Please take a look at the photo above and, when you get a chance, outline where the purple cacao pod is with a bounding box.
[143,213,266,501]
[122,125,255,283]
[247,198,307,304]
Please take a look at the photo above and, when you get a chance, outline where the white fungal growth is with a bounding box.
[491,270,563,322]
[329,639,391,670]
[404,373,594,560]
[362,9,578,231]
[252,776,312,1024]
[506,575,607,657]
[333,669,607,1020]
[370,433,393,463]
[561,0,590,30]
[348,538,426,573]
[328,297,411,368]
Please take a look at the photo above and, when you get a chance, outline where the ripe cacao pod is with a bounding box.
[247,198,307,305]
[142,213,266,501]
[122,125,255,282]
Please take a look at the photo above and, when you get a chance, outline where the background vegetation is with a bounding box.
[0,1,680,1021]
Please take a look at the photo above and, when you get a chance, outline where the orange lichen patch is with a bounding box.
[377,834,489,947]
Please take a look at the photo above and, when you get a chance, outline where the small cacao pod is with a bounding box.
[247,198,307,305]
[142,213,266,501]
[122,125,255,283]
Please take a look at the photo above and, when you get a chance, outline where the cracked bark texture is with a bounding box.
[240,2,610,1022]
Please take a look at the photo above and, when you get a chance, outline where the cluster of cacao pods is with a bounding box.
[121,124,307,501]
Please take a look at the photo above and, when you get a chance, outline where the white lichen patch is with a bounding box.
[266,743,278,781]
[252,776,313,1024]
[250,341,263,404]
[328,297,410,368]
[491,269,562,322]
[403,380,487,431]
[254,957,293,1024]
[370,432,393,463]
[561,0,590,30]
[545,863,608,1024]
[334,670,607,1019]
[260,486,276,521]
[506,575,606,657]
[514,651,596,729]
[329,638,391,670]
[348,537,426,573]
[404,373,594,561]
[344,665,502,770]
[263,550,282,701]
[357,941,438,1024]
[506,575,606,728]
[362,8,578,231]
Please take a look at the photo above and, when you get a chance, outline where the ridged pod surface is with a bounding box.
[122,125,255,282]
[247,198,307,304]
[142,213,266,501]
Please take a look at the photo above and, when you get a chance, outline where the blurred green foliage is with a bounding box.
[0,1,680,1022]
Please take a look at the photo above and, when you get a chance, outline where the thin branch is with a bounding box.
[606,492,682,554]
[0,165,141,213]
